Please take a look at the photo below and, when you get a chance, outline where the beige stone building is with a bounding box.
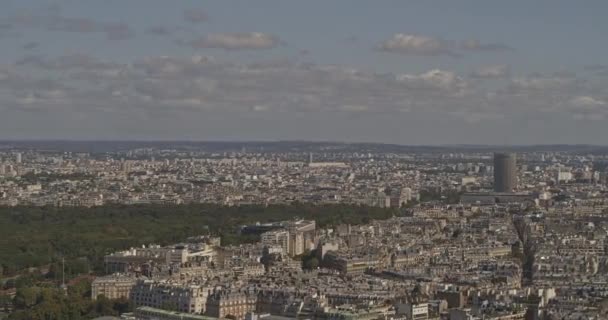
[91,274,138,300]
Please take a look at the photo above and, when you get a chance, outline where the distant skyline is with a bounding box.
[1,0,608,144]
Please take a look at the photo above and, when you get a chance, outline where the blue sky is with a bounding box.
[1,0,608,144]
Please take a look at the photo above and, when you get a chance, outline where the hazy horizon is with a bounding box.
[2,0,608,144]
[2,139,608,149]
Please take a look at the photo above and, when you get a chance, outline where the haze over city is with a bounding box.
[1,0,608,144]
[4,2,608,320]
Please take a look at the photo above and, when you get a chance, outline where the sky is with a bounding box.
[1,0,608,145]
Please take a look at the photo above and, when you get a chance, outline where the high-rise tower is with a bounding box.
[493,152,516,192]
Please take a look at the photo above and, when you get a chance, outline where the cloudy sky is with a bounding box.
[1,0,608,144]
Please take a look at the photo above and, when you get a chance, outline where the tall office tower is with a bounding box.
[15,152,22,164]
[493,152,516,192]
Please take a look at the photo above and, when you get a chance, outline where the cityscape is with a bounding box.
[2,0,608,320]
[2,141,608,320]
[1,142,606,209]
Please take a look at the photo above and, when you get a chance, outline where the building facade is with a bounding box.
[91,274,138,300]
[493,153,516,193]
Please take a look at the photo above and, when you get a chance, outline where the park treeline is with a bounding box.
[2,278,130,320]
[0,203,399,277]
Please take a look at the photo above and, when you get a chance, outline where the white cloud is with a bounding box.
[570,96,606,108]
[16,93,39,105]
[252,105,270,112]
[509,75,577,91]
[379,34,512,57]
[182,32,281,50]
[396,69,468,92]
[564,96,607,121]
[4,55,478,117]
[379,34,451,56]
[5,52,608,142]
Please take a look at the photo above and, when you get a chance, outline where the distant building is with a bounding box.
[260,220,315,257]
[436,288,466,309]
[285,220,316,256]
[493,153,516,192]
[261,230,290,255]
[396,302,429,320]
[134,306,221,320]
[557,168,573,183]
[389,188,411,208]
[461,192,534,205]
[240,223,284,235]
[308,162,348,168]
[317,241,339,260]
[104,246,168,274]
[91,274,138,300]
[461,177,477,186]
[205,290,257,320]
[323,251,383,275]
[367,191,391,208]
[130,279,209,314]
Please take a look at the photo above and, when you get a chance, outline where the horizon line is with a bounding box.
[1,139,607,148]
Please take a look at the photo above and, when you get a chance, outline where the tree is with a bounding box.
[3,278,16,290]
[0,294,13,312]
[1,203,397,278]
[302,250,319,270]
[304,257,319,270]
[94,295,116,316]
[1,263,12,276]
[13,287,39,309]
[113,297,131,314]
